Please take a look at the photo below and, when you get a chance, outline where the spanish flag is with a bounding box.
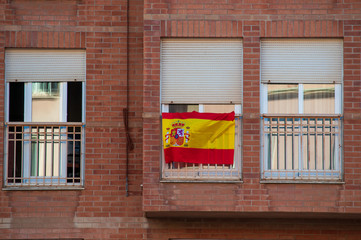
[162,111,235,165]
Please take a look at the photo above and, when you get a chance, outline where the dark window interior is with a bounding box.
[67,82,82,182]
[9,82,24,122]
[8,83,24,182]
[7,126,23,183]
[67,82,82,122]
[169,104,198,113]
[67,126,82,183]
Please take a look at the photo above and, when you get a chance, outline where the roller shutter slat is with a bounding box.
[5,49,86,82]
[161,39,243,104]
[261,39,343,84]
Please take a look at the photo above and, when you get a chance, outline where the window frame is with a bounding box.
[260,38,344,183]
[4,81,86,188]
[160,38,244,181]
[4,49,86,189]
[260,83,342,115]
[260,82,343,183]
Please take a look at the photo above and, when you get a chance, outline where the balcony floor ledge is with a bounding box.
[145,211,361,219]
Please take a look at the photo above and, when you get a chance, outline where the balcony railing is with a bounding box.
[162,118,242,181]
[261,115,342,181]
[5,122,84,187]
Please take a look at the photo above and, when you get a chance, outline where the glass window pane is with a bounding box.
[303,84,335,114]
[268,84,298,114]
[169,104,198,113]
[32,82,61,122]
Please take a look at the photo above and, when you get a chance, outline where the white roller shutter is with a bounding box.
[161,38,243,104]
[5,49,86,82]
[261,39,343,84]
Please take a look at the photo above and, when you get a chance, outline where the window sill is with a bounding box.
[160,179,243,184]
[3,186,84,191]
[260,180,344,184]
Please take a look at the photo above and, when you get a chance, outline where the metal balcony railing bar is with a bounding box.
[261,115,342,181]
[5,123,83,187]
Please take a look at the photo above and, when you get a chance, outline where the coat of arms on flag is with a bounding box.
[165,120,190,147]
[162,111,235,165]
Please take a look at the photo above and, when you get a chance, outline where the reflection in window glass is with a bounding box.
[32,82,59,97]
[303,84,335,114]
[268,84,298,114]
[32,82,61,122]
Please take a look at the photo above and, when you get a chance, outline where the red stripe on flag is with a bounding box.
[164,147,234,165]
[162,111,234,121]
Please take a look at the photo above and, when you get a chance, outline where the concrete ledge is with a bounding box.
[3,186,84,191]
[145,211,361,219]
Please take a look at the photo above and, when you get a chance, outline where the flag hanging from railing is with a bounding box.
[162,111,235,164]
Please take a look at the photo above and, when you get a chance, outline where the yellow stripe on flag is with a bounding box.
[162,118,235,150]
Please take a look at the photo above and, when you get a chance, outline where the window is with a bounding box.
[5,49,86,187]
[161,38,243,181]
[260,39,343,181]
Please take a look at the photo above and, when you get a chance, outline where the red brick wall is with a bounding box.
[143,0,361,216]
[0,0,145,239]
[0,0,361,239]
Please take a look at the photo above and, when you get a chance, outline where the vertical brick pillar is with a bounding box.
[342,20,361,212]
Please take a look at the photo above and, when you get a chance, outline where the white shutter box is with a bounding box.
[161,38,243,104]
[5,49,86,82]
[261,39,343,84]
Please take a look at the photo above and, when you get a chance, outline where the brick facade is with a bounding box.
[143,0,361,216]
[0,0,145,238]
[0,0,361,239]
